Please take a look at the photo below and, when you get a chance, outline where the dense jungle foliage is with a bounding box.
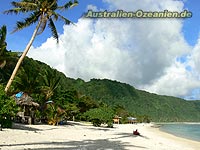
[1,52,200,125]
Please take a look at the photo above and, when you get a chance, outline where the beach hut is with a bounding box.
[127,117,137,124]
[113,115,121,124]
[13,92,39,124]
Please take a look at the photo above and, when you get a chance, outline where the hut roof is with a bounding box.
[127,117,137,120]
[114,115,122,119]
[13,92,39,107]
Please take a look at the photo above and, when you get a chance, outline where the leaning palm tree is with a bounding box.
[4,0,78,93]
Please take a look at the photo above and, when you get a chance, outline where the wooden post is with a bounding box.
[28,117,32,125]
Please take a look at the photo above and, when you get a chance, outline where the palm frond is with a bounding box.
[37,16,48,35]
[39,69,61,100]
[3,8,25,15]
[3,1,38,15]
[58,0,78,10]
[0,25,7,56]
[52,12,59,21]
[51,76,61,91]
[48,18,59,43]
[48,0,58,10]
[11,1,37,9]
[0,26,7,44]
[12,11,41,33]
[54,12,74,25]
[70,0,78,8]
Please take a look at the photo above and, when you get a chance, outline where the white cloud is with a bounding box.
[28,38,65,73]
[104,0,184,11]
[142,61,200,97]
[189,38,200,75]
[87,5,98,11]
[28,0,200,99]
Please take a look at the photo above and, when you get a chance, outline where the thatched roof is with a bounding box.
[113,115,122,119]
[16,99,39,107]
[13,92,39,107]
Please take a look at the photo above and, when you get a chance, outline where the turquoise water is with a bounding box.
[159,123,200,142]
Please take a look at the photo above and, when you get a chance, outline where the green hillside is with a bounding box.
[1,55,200,122]
[74,79,200,122]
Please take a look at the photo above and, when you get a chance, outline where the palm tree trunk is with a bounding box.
[5,20,42,93]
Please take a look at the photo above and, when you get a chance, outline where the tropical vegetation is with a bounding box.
[1,51,200,128]
[84,106,115,127]
[0,85,18,128]
[0,25,7,69]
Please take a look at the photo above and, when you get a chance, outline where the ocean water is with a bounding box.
[159,123,200,142]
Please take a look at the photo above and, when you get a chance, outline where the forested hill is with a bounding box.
[1,55,200,122]
[75,79,200,122]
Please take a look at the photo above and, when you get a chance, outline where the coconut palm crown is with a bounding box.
[4,0,78,93]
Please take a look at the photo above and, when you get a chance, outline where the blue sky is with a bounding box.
[1,0,200,100]
[182,0,200,46]
[0,0,107,51]
[0,0,199,50]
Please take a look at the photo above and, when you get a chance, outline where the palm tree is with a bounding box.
[4,0,78,93]
[0,25,8,69]
[40,69,61,101]
[13,67,40,94]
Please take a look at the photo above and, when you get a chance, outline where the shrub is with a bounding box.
[84,106,114,127]
[0,85,18,128]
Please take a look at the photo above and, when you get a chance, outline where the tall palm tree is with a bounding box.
[4,0,78,93]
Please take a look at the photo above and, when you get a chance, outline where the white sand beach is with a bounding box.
[0,122,199,150]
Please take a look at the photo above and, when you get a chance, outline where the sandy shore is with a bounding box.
[0,122,199,150]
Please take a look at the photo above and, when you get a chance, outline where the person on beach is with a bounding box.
[133,129,140,135]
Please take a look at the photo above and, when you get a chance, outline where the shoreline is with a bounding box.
[155,122,200,142]
[149,123,200,145]
[0,122,199,150]
[155,122,200,125]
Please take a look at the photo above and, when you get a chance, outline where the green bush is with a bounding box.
[84,106,114,127]
[0,85,18,128]
[91,119,101,127]
[0,118,12,128]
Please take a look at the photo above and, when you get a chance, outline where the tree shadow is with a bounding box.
[12,123,42,131]
[3,123,148,149]
[11,122,79,132]
[113,132,150,140]
[11,122,113,132]
[0,138,147,150]
[83,126,113,132]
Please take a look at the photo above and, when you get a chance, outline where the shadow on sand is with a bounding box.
[0,138,147,150]
[11,122,84,132]
[112,132,150,140]
[12,123,42,131]
[1,123,148,149]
